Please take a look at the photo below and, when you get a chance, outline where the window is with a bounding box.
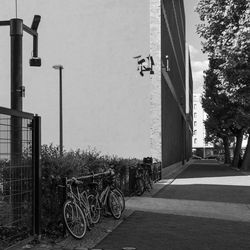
[194,104,197,109]
[194,121,197,126]
[193,130,197,135]
[194,112,197,118]
[194,138,197,144]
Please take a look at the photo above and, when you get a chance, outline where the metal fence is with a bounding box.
[0,107,41,249]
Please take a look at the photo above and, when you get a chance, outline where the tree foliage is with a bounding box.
[196,0,250,96]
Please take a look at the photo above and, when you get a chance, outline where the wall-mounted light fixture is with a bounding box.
[165,55,170,72]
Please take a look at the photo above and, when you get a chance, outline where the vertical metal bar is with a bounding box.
[33,35,38,57]
[10,18,23,111]
[15,0,18,18]
[32,115,41,236]
[182,116,185,165]
[59,67,63,156]
[62,177,67,236]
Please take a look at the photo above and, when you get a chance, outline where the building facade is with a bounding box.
[150,0,193,168]
[192,93,213,157]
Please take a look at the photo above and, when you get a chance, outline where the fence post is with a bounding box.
[62,177,67,236]
[32,115,41,237]
[124,166,130,196]
[159,162,162,180]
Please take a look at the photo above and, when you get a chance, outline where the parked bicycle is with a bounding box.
[134,163,153,196]
[62,177,100,239]
[103,169,125,213]
[88,170,123,219]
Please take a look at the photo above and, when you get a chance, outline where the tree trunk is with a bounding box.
[223,136,231,164]
[232,130,244,168]
[241,134,250,171]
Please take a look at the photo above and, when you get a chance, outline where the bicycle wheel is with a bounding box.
[88,194,101,224]
[108,191,122,219]
[63,200,87,239]
[144,174,153,191]
[134,178,144,196]
[112,188,125,213]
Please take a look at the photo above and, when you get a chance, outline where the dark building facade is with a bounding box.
[150,0,193,169]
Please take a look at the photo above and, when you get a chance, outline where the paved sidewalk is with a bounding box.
[95,160,250,250]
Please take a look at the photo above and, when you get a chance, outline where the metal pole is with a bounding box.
[59,67,63,156]
[9,18,23,225]
[32,115,41,237]
[10,18,23,111]
[10,19,23,169]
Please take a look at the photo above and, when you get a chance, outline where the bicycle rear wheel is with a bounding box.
[108,191,122,219]
[112,188,125,213]
[88,194,101,224]
[63,200,87,239]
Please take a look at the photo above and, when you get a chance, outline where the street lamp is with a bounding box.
[52,64,64,156]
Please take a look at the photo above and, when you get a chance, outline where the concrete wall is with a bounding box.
[150,0,162,161]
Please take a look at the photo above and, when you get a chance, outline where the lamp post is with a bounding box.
[52,65,64,156]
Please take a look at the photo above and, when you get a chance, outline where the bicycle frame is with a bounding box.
[67,183,93,226]
[98,185,111,207]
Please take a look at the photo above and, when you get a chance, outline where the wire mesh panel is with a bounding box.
[0,111,33,249]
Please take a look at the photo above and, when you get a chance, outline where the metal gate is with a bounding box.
[0,107,41,249]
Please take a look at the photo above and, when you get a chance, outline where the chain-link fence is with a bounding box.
[0,107,41,249]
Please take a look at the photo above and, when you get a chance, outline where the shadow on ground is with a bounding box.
[155,184,250,204]
[96,211,250,250]
[155,162,250,204]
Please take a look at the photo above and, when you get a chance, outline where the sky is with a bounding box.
[184,0,209,93]
[0,0,208,157]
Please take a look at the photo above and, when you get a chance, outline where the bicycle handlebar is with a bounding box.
[66,168,115,185]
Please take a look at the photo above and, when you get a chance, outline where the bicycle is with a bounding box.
[89,171,122,220]
[104,169,125,213]
[62,177,100,239]
[134,163,153,196]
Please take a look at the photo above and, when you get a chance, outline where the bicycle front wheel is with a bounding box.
[112,188,125,213]
[108,191,122,219]
[63,200,87,239]
[88,194,101,224]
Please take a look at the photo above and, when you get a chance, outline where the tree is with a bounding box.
[196,0,250,168]
[202,58,237,164]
